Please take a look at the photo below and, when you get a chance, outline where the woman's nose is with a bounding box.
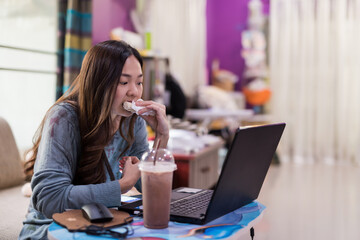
[127,83,139,96]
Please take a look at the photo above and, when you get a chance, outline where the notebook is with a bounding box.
[118,123,286,225]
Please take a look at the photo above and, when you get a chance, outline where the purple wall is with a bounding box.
[92,0,136,45]
[206,0,269,90]
[262,0,270,14]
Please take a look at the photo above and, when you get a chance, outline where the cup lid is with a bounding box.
[139,148,177,172]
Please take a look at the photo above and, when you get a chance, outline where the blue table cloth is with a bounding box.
[48,201,265,240]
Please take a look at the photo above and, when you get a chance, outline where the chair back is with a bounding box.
[0,117,24,189]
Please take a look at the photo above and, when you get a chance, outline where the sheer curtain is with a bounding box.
[146,0,207,97]
[269,0,360,164]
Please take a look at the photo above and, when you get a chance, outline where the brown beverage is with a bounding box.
[139,149,177,229]
[141,170,173,228]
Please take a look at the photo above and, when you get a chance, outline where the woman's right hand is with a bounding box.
[136,100,169,148]
[118,156,140,193]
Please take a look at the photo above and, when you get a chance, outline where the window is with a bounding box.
[0,0,57,153]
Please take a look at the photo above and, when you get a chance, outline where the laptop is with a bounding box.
[118,123,286,225]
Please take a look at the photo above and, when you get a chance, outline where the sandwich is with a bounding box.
[123,99,155,116]
[123,101,136,114]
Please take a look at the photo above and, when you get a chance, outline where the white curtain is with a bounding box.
[270,0,360,164]
[146,0,207,97]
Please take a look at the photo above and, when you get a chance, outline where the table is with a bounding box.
[185,108,254,135]
[185,108,254,122]
[173,139,224,189]
[48,201,265,240]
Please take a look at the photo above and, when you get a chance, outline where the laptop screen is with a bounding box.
[204,123,285,223]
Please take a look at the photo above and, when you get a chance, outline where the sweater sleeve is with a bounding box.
[130,117,150,160]
[129,117,149,192]
[31,104,121,219]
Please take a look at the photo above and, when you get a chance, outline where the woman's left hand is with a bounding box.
[136,100,169,146]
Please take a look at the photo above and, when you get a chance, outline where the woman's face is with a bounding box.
[111,55,143,120]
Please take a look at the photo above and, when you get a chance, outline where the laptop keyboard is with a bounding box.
[170,190,213,215]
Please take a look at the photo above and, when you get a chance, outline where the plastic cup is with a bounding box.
[139,148,177,229]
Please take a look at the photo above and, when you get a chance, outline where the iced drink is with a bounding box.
[139,148,177,229]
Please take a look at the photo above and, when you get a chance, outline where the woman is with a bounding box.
[19,40,169,239]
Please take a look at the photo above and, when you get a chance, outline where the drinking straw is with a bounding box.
[153,139,161,166]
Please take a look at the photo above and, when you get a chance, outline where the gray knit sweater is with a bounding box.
[19,102,148,240]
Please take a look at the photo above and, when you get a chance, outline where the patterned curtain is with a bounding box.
[56,0,92,99]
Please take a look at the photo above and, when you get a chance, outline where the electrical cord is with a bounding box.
[250,227,255,240]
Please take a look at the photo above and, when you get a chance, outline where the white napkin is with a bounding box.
[125,99,155,116]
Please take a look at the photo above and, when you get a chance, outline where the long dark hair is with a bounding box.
[24,40,143,184]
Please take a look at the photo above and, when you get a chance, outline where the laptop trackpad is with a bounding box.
[171,188,202,201]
